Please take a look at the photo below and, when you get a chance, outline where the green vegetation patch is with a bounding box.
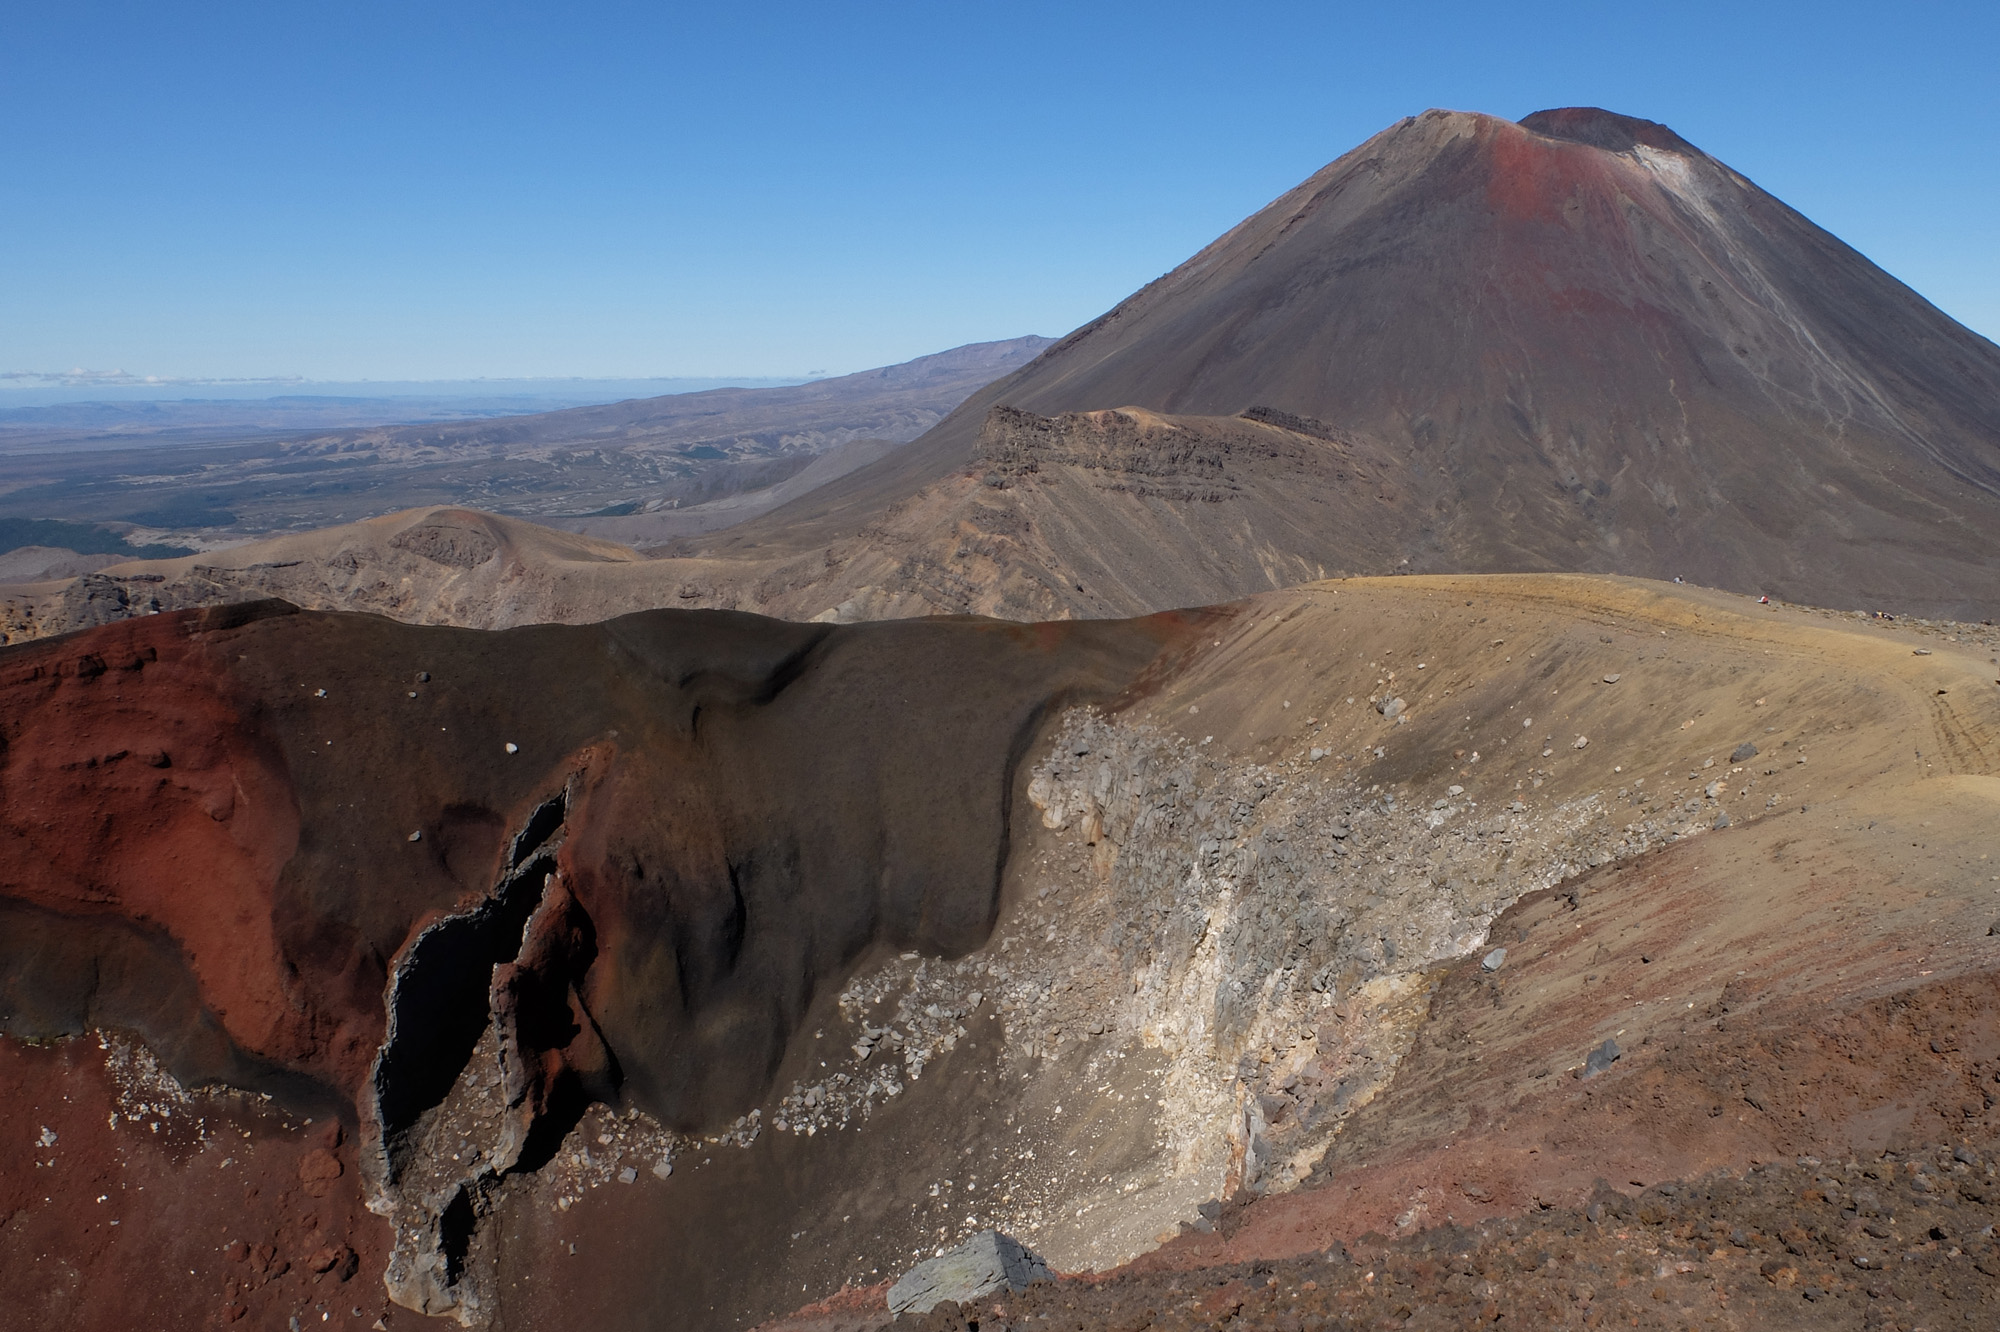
[0,518,195,560]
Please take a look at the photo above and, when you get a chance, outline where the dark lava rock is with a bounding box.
[1581,1038,1622,1080]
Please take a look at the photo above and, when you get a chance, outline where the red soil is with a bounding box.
[0,1034,392,1331]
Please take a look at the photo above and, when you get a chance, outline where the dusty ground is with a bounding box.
[890,1136,2000,1330]
[7,574,2000,1331]
[0,1033,394,1331]
[757,575,2000,1330]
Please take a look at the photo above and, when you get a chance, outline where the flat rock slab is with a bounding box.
[887,1229,1053,1316]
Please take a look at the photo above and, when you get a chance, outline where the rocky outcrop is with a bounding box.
[886,1230,1052,1315]
[0,596,1198,1327]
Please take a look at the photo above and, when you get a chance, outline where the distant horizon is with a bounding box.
[0,332,1068,408]
[0,373,823,411]
[0,372,826,390]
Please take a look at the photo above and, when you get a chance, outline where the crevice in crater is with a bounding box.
[371,816,558,1165]
[364,780,618,1325]
[435,1186,478,1289]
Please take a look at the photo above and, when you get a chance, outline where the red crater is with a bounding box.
[0,609,308,1064]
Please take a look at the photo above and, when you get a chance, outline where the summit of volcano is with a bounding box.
[657,105,1999,622]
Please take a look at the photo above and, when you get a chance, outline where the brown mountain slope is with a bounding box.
[677,106,2000,619]
[697,406,1426,622]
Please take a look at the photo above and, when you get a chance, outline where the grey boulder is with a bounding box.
[887,1229,1054,1316]
[1580,1037,1622,1080]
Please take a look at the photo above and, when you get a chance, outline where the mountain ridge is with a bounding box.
[669,106,2000,617]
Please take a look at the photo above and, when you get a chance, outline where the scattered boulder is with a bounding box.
[1602,674,1621,684]
[1580,1038,1622,1080]
[1378,697,1407,720]
[307,1244,358,1281]
[297,1147,343,1198]
[887,1229,1053,1316]
[1730,741,1759,762]
[1481,948,1507,972]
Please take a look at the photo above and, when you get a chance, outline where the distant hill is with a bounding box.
[292,335,1056,466]
[0,337,1052,540]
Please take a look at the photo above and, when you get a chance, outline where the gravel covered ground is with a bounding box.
[892,1141,2000,1331]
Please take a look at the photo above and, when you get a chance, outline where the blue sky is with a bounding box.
[4,1,1996,381]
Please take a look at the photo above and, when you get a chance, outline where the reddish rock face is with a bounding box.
[0,1035,397,1332]
[0,608,309,1069]
[0,602,1191,1107]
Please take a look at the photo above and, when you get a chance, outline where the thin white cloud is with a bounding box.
[0,369,311,388]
